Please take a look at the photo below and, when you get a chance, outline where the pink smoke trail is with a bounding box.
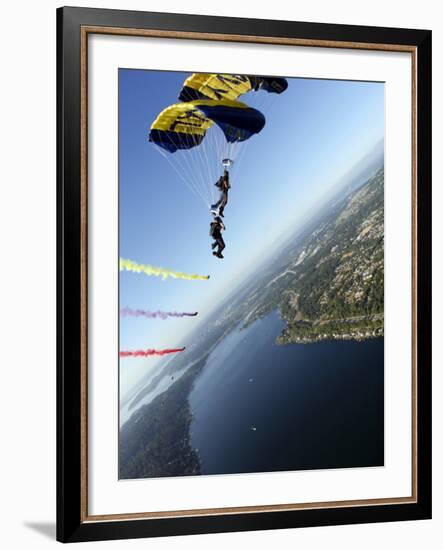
[120,347,186,358]
[120,307,198,320]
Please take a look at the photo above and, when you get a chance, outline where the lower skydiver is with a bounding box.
[209,216,226,258]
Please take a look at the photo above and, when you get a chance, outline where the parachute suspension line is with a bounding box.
[213,124,226,168]
[226,139,239,165]
[194,145,213,207]
[167,132,211,208]
[192,126,215,204]
[202,125,223,202]
[208,125,219,172]
[230,140,241,162]
[254,90,279,122]
[186,131,214,204]
[157,132,209,207]
[250,89,271,114]
[204,128,218,204]
[229,131,254,175]
[153,144,209,207]
[226,141,233,163]
[199,130,217,204]
[211,125,226,190]
[194,135,215,205]
[226,90,278,176]
[228,88,274,174]
[211,127,225,195]
[181,145,203,198]
[161,135,209,205]
[183,149,210,207]
[231,131,255,173]
[181,147,211,207]
[153,145,207,207]
[214,130,224,199]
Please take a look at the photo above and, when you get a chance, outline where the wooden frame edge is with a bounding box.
[80,25,89,524]
[85,496,416,523]
[411,48,418,502]
[82,25,417,53]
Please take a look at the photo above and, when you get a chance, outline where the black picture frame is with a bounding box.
[57,6,432,543]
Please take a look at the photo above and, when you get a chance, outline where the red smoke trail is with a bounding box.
[120,347,186,358]
[120,307,198,320]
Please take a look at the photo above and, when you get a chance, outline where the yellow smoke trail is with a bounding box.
[119,258,210,281]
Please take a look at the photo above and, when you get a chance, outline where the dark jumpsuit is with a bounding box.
[211,175,230,216]
[210,222,225,255]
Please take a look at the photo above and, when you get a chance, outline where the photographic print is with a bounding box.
[57,9,432,541]
[118,70,385,480]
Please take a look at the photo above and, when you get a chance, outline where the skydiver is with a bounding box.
[210,170,230,217]
[209,216,226,259]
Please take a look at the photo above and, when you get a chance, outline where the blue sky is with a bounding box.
[119,69,384,395]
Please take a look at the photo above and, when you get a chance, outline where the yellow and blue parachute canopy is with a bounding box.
[149,99,265,153]
[178,73,288,102]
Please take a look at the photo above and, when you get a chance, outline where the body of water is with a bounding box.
[189,310,384,476]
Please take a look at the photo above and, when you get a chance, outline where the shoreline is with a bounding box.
[277,329,384,345]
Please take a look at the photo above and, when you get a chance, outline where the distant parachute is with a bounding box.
[179,73,288,102]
